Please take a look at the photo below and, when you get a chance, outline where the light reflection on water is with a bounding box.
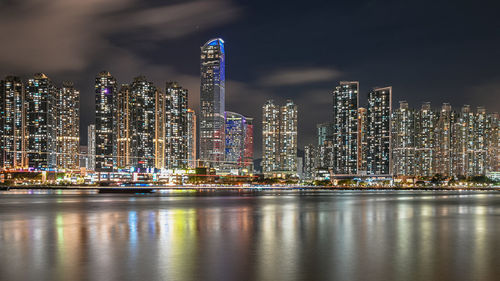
[0,191,499,281]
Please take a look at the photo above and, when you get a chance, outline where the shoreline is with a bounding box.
[1,185,499,192]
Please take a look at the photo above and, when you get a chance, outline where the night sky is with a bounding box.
[0,0,499,158]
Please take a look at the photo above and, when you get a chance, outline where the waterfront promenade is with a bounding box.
[2,185,499,192]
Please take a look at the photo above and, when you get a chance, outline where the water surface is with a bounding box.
[0,190,499,281]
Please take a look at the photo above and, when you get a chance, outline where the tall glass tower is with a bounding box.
[200,38,225,169]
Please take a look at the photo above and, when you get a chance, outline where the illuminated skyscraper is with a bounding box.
[155,86,165,170]
[187,109,197,168]
[332,81,359,175]
[224,112,246,171]
[26,73,57,170]
[471,106,487,175]
[223,112,253,173]
[304,144,317,180]
[317,122,334,171]
[129,76,157,170]
[56,82,80,170]
[486,112,499,173]
[165,82,188,169]
[0,76,26,169]
[87,124,96,171]
[280,100,298,174]
[262,100,297,177]
[433,103,455,176]
[317,122,334,147]
[95,71,117,172]
[451,105,471,176]
[243,117,254,172]
[262,100,280,173]
[200,38,225,169]
[115,84,131,169]
[415,102,436,177]
[357,107,367,174]
[391,101,416,177]
[366,86,392,175]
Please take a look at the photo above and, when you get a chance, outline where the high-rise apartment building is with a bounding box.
[165,82,188,169]
[486,112,499,173]
[280,100,298,173]
[115,84,131,169]
[357,107,368,174]
[262,100,297,177]
[317,122,334,147]
[200,38,225,169]
[243,117,254,173]
[415,102,436,177]
[56,82,80,170]
[262,100,280,173]
[87,124,96,171]
[26,73,57,170]
[129,76,157,171]
[433,103,455,176]
[366,86,392,175]
[332,81,359,175]
[471,107,488,175]
[155,86,165,170]
[391,101,415,177]
[187,109,197,168]
[0,76,26,169]
[224,112,247,171]
[95,71,116,172]
[316,122,334,171]
[304,144,316,180]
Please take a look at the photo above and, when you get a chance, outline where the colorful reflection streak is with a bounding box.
[0,191,499,281]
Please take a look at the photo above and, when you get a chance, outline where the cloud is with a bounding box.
[0,0,240,73]
[119,1,241,39]
[259,67,343,86]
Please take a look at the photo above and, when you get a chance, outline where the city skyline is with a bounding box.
[1,2,499,281]
[0,0,499,159]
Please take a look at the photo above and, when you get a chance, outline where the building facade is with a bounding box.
[0,76,26,169]
[262,100,280,173]
[303,144,316,180]
[95,71,117,172]
[199,38,225,169]
[332,81,359,175]
[415,102,436,177]
[56,82,80,170]
[87,124,96,171]
[391,101,416,177]
[224,112,247,172]
[366,86,392,175]
[357,107,368,174]
[115,84,131,169]
[262,100,297,177]
[129,76,157,171]
[26,73,57,170]
[165,82,188,169]
[187,109,197,168]
[433,103,455,176]
[280,100,298,174]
